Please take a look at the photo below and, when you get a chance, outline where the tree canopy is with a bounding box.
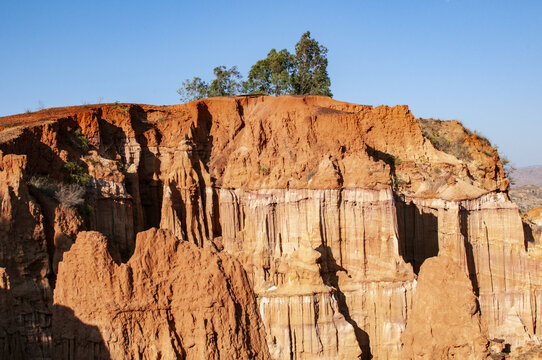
[243,49,294,96]
[177,31,332,102]
[292,31,332,96]
[177,66,242,102]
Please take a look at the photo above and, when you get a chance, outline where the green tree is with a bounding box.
[207,65,242,97]
[292,31,332,96]
[177,77,208,103]
[177,66,242,103]
[176,31,333,101]
[244,49,294,95]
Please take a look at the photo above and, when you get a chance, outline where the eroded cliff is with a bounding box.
[0,95,537,359]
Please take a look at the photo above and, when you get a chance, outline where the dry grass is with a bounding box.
[28,176,85,207]
[55,183,85,207]
[418,118,473,162]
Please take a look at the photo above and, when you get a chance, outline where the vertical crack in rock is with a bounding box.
[166,308,186,358]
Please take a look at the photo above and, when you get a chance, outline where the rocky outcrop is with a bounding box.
[401,255,489,359]
[0,95,539,359]
[53,228,270,359]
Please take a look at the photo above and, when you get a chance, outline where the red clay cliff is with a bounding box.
[0,95,538,359]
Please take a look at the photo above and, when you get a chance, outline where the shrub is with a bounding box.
[73,128,90,151]
[28,176,57,198]
[28,176,86,208]
[63,161,92,186]
[55,183,85,207]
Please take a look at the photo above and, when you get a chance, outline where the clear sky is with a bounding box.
[1,1,540,167]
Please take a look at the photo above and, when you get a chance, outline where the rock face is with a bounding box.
[0,152,52,359]
[401,256,489,359]
[0,95,540,359]
[53,228,270,359]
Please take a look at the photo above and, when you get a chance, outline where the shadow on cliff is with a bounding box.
[52,304,111,360]
[523,221,537,251]
[395,198,439,274]
[460,207,480,296]
[0,123,82,287]
[316,244,372,360]
[0,286,110,359]
[98,108,163,234]
[191,101,222,240]
[364,145,440,274]
[129,107,164,232]
[0,285,27,359]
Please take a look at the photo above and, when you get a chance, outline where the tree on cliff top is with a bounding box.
[177,31,332,102]
[177,66,242,102]
[177,77,208,103]
[291,31,332,96]
[207,66,243,97]
[243,49,294,95]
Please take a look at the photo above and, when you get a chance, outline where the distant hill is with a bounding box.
[511,166,542,187]
[509,185,542,213]
[508,166,542,212]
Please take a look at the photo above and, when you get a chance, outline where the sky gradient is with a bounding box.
[1,1,540,167]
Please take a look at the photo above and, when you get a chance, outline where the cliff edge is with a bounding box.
[0,95,537,359]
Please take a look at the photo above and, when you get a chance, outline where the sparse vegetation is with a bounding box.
[500,155,516,183]
[117,161,126,173]
[63,161,92,186]
[393,174,407,189]
[73,128,90,151]
[390,155,403,167]
[258,163,271,176]
[28,176,57,198]
[55,183,86,207]
[472,130,491,146]
[66,127,91,152]
[28,176,86,208]
[113,101,130,115]
[417,154,429,164]
[418,118,473,162]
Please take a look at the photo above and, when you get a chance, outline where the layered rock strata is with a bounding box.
[0,95,539,359]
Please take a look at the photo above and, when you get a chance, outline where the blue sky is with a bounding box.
[1,1,540,167]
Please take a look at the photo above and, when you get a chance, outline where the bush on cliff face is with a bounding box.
[28,176,85,208]
[177,30,332,101]
[28,176,57,198]
[63,161,92,186]
[55,183,86,207]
